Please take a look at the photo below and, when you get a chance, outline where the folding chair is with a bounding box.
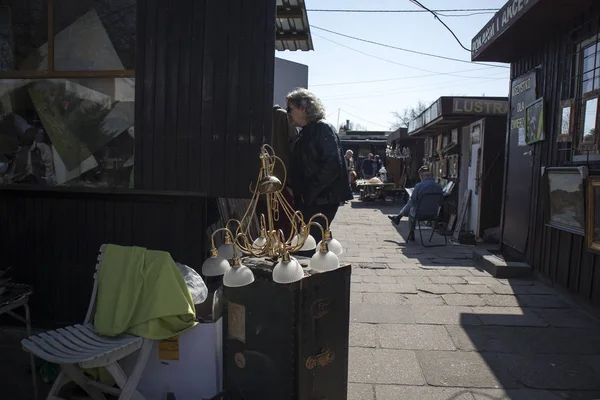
[22,244,153,400]
[408,192,448,248]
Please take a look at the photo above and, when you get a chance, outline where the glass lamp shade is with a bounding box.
[217,242,240,260]
[252,236,267,249]
[223,263,255,287]
[291,233,317,251]
[310,250,340,272]
[317,237,343,256]
[272,258,305,284]
[201,256,231,277]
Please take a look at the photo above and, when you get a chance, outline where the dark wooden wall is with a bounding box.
[0,189,211,328]
[134,0,276,198]
[509,4,600,307]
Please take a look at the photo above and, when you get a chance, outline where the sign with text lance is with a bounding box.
[452,98,509,116]
[471,0,540,59]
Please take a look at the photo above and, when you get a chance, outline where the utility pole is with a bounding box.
[337,108,341,130]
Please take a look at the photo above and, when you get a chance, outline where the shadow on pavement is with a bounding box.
[456,289,600,399]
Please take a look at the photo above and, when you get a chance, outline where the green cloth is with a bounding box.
[94,244,197,340]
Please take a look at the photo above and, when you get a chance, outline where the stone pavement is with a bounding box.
[333,199,600,400]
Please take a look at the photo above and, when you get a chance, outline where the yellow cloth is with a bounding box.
[94,244,197,340]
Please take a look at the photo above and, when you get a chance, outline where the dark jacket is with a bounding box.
[289,120,353,208]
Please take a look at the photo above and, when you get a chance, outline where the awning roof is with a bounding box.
[276,0,314,51]
[471,0,596,63]
[408,97,508,137]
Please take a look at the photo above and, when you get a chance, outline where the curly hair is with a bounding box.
[286,88,326,123]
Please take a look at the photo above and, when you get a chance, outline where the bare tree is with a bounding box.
[391,101,429,129]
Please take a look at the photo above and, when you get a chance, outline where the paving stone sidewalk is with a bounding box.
[333,199,600,400]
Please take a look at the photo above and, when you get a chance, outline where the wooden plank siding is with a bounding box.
[0,189,210,328]
[510,4,600,307]
[134,0,277,198]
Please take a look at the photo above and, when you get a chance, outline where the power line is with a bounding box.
[311,26,509,69]
[340,109,391,129]
[408,0,470,52]
[311,67,505,87]
[306,8,499,13]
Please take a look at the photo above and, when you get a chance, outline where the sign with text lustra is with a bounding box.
[471,0,540,60]
[452,98,509,116]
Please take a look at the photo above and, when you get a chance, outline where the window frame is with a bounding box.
[0,0,135,79]
[578,89,600,153]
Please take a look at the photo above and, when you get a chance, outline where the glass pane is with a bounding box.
[0,78,135,187]
[583,97,598,143]
[583,78,594,95]
[584,43,596,58]
[54,1,136,70]
[584,55,596,73]
[560,105,571,136]
[0,1,48,71]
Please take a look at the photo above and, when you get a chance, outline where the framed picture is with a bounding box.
[586,177,600,253]
[526,98,545,144]
[448,154,459,178]
[451,129,458,145]
[440,157,448,178]
[471,124,481,144]
[578,91,599,152]
[545,167,586,235]
[557,99,574,143]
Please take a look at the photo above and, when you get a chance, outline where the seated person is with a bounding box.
[388,166,443,225]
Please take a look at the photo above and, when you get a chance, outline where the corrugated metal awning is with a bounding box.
[276,0,314,51]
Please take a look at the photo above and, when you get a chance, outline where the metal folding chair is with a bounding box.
[408,192,448,247]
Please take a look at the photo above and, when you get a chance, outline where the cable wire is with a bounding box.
[311,66,504,87]
[306,8,499,13]
[408,0,471,52]
[340,109,391,130]
[311,29,509,69]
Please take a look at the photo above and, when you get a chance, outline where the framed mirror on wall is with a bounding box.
[579,92,599,152]
[557,99,574,142]
[586,176,600,253]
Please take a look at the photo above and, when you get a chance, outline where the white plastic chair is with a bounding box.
[21,244,153,400]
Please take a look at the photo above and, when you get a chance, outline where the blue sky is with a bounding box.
[277,0,510,130]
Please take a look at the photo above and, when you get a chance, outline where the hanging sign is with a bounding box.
[510,71,537,147]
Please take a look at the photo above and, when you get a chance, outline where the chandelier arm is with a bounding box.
[307,221,326,240]
[307,213,330,231]
[270,155,288,187]
[210,227,234,249]
[240,194,260,244]
[237,233,264,258]
[274,191,299,244]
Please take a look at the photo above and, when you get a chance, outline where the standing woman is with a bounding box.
[286,88,352,246]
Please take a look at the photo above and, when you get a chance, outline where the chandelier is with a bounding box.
[201,144,344,287]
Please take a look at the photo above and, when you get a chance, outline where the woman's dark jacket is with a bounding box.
[289,120,353,208]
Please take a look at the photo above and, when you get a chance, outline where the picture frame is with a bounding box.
[451,129,458,145]
[586,176,600,254]
[440,157,448,178]
[557,99,574,143]
[448,154,459,178]
[470,124,481,145]
[545,167,586,235]
[526,97,545,144]
[578,91,600,152]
